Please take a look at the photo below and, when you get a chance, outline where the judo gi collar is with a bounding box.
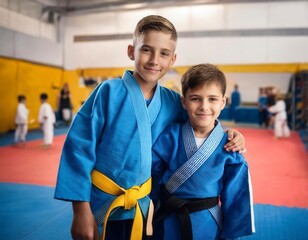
[122,70,161,125]
[165,120,224,193]
[122,70,161,183]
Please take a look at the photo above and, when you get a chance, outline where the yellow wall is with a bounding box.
[0,58,18,133]
[173,63,308,74]
[0,58,101,133]
[0,57,125,133]
[1,57,308,133]
[18,61,63,130]
[62,70,94,112]
[0,58,63,132]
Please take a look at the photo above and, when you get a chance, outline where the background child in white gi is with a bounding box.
[38,93,56,148]
[152,64,255,240]
[14,95,29,146]
[268,92,290,138]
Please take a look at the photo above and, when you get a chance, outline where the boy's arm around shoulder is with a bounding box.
[220,153,255,238]
[224,128,246,153]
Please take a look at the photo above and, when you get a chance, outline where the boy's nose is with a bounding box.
[199,101,208,110]
[149,52,159,64]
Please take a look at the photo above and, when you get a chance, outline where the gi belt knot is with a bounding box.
[91,169,151,240]
[124,186,140,209]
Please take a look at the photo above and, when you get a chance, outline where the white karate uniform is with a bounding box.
[268,100,290,138]
[38,102,56,145]
[14,103,29,143]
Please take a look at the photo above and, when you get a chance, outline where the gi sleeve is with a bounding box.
[220,153,255,238]
[54,83,107,202]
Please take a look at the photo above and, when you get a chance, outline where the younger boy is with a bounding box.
[54,16,246,240]
[38,93,56,148]
[152,64,255,240]
[14,95,29,146]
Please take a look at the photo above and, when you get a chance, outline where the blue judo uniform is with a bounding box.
[152,120,255,240]
[54,70,186,238]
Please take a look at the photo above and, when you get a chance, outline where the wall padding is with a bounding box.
[0,57,62,133]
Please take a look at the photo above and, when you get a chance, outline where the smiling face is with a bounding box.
[127,30,177,89]
[181,81,226,138]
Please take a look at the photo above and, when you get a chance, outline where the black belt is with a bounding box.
[154,187,218,240]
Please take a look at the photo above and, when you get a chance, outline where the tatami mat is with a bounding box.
[0,126,308,239]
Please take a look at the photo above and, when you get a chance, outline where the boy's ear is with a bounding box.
[221,96,227,110]
[170,53,177,67]
[127,45,135,60]
[181,95,187,110]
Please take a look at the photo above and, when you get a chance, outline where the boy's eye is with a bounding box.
[191,97,200,102]
[161,51,170,57]
[210,97,218,102]
[141,47,151,53]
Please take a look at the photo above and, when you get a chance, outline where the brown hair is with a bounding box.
[181,63,226,97]
[18,95,26,102]
[133,15,177,44]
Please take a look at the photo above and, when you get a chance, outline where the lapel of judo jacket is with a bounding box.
[122,70,161,182]
[165,120,224,194]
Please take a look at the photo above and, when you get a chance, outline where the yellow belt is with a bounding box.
[91,169,151,240]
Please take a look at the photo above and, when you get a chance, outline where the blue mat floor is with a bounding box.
[0,183,72,240]
[1,183,308,240]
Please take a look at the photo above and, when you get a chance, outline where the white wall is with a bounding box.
[1,1,307,102]
[0,27,63,66]
[224,72,292,103]
[158,70,292,103]
[63,10,157,70]
[64,1,308,69]
[0,5,63,66]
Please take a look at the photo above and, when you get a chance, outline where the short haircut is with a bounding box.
[133,15,177,44]
[18,95,26,102]
[181,63,226,97]
[40,93,48,100]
